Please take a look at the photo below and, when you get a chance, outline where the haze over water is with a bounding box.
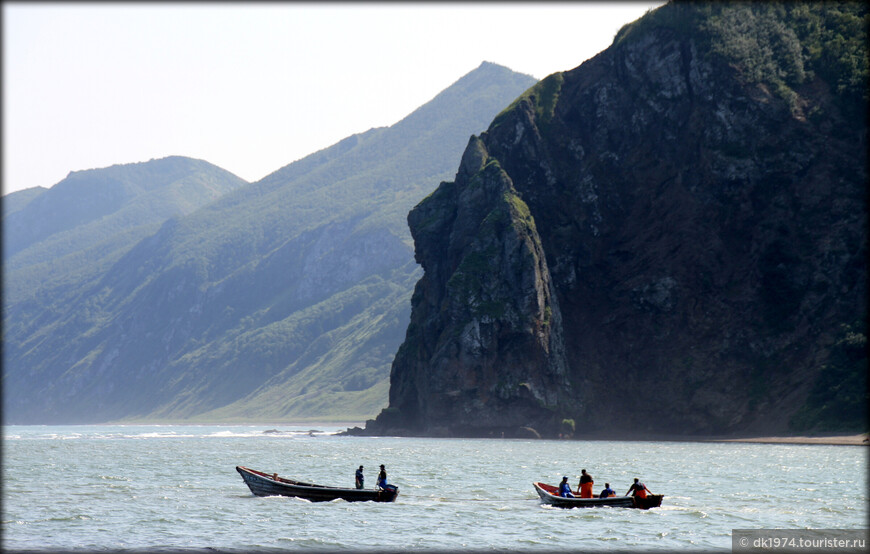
[3,425,866,551]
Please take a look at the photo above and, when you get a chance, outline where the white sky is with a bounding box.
[2,2,663,195]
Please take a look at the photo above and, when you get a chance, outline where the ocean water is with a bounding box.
[2,425,866,551]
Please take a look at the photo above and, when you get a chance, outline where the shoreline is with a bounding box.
[574,433,869,446]
[711,434,868,446]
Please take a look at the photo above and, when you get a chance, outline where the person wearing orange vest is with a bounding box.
[626,478,651,498]
[577,469,594,498]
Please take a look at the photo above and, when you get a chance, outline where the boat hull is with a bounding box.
[533,482,662,509]
[236,466,398,502]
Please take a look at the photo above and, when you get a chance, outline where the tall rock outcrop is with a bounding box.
[380,137,579,437]
[364,2,867,437]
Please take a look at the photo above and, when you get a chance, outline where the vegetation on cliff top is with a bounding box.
[615,1,868,113]
[490,72,565,131]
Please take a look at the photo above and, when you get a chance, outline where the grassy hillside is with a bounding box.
[3,62,537,424]
[3,157,248,304]
[2,187,47,217]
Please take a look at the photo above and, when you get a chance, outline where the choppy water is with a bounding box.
[2,425,867,551]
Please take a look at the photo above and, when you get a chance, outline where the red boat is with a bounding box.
[533,482,663,509]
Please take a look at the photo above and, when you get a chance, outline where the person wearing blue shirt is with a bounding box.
[376,464,397,492]
[558,476,575,498]
[355,465,364,489]
[599,483,615,498]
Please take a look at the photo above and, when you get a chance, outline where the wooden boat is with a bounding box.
[533,482,663,509]
[236,466,399,502]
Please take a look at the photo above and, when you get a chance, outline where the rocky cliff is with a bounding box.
[362,2,867,438]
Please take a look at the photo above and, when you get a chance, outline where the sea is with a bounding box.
[2,425,867,552]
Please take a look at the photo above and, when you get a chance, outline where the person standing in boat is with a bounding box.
[599,482,615,498]
[626,478,651,498]
[577,469,594,498]
[355,465,364,489]
[558,476,575,498]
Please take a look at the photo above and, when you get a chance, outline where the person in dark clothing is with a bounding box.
[599,483,615,498]
[626,478,651,498]
[558,476,574,498]
[355,465,364,489]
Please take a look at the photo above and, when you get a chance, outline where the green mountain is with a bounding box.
[362,2,867,438]
[2,62,537,424]
[3,156,248,304]
[3,187,47,218]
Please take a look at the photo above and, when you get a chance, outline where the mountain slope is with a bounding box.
[2,62,537,424]
[363,2,867,438]
[2,187,47,218]
[3,156,248,304]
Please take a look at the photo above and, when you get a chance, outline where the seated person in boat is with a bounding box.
[577,469,594,498]
[377,464,397,492]
[626,478,651,498]
[558,476,574,497]
[598,483,616,498]
[355,465,364,489]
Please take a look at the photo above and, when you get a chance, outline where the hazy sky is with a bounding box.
[3,2,663,195]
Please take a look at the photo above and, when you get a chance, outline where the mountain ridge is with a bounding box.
[3,156,248,305]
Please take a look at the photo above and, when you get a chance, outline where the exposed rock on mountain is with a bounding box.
[363,2,867,438]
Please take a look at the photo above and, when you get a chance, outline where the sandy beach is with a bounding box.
[575,431,869,446]
[714,434,868,446]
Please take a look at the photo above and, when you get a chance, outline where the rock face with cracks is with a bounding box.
[361,3,867,438]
